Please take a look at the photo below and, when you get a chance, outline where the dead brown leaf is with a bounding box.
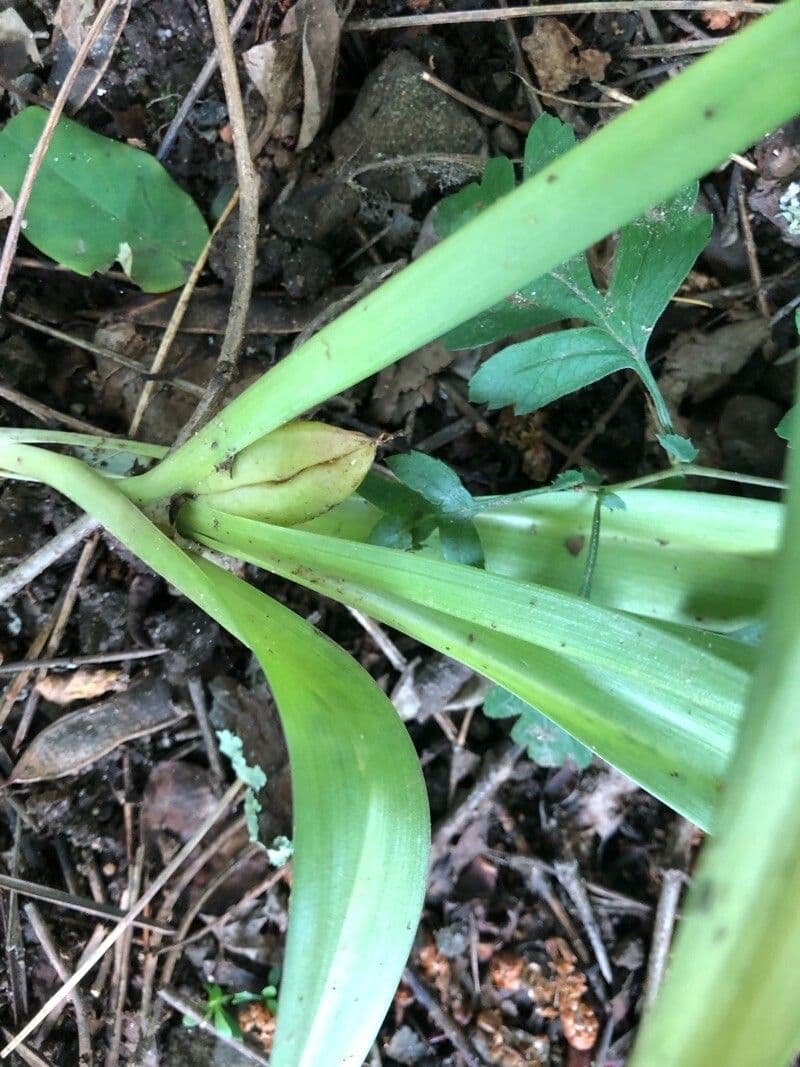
[50,0,132,111]
[529,939,599,1052]
[700,6,741,30]
[245,0,342,150]
[243,34,302,134]
[283,0,342,149]
[522,19,610,93]
[371,342,455,425]
[35,667,127,705]
[4,677,181,785]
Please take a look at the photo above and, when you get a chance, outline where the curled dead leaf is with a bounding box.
[522,19,610,93]
[35,667,128,705]
[700,6,742,30]
[3,677,182,785]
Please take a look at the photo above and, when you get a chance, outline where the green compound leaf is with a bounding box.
[435,114,711,448]
[0,106,209,291]
[382,453,484,566]
[470,326,635,414]
[658,432,700,462]
[484,685,593,768]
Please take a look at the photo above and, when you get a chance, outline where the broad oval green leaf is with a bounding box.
[0,107,209,291]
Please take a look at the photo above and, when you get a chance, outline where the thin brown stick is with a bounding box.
[0,647,166,677]
[430,742,523,864]
[157,0,256,161]
[25,903,93,1067]
[0,1030,54,1067]
[0,874,174,934]
[736,181,771,320]
[0,515,98,608]
[623,38,723,57]
[0,602,58,728]
[13,534,99,751]
[187,675,225,779]
[420,71,531,132]
[0,382,106,435]
[499,0,542,118]
[127,190,240,437]
[5,312,205,399]
[641,868,685,1012]
[402,968,484,1067]
[105,847,143,1067]
[554,859,613,984]
[347,1,771,31]
[1,781,243,1059]
[174,0,260,443]
[0,0,123,306]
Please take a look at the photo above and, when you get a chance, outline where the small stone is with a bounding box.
[330,50,487,201]
[269,180,361,242]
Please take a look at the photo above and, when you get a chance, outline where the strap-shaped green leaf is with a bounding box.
[0,442,429,1067]
[630,392,800,1067]
[179,503,753,829]
[0,107,209,292]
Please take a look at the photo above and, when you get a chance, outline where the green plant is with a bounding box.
[1,7,799,1065]
[183,979,279,1039]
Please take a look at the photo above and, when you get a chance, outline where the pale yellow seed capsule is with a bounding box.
[193,420,376,526]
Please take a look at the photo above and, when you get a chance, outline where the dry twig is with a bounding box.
[174,0,260,442]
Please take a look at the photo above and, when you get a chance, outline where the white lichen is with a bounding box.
[778,181,800,235]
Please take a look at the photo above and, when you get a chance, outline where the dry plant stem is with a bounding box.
[641,869,685,1013]
[0,0,123,307]
[0,382,105,435]
[4,819,27,1023]
[0,514,98,608]
[5,313,206,400]
[430,742,523,864]
[0,602,58,728]
[157,864,289,955]
[625,39,721,56]
[0,875,173,934]
[347,1,771,30]
[0,1031,53,1067]
[157,988,271,1066]
[105,847,143,1067]
[187,675,225,779]
[420,71,531,132]
[498,0,542,118]
[157,0,255,161]
[402,968,485,1067]
[554,860,613,984]
[13,534,99,751]
[736,182,771,320]
[128,189,240,437]
[0,781,243,1060]
[24,903,93,1067]
[137,813,248,1031]
[174,0,260,443]
[0,647,165,676]
[157,842,263,994]
[346,606,407,671]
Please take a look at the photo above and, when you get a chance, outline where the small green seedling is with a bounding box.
[183,981,279,1040]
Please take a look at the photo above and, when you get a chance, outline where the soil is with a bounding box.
[0,1,797,1065]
